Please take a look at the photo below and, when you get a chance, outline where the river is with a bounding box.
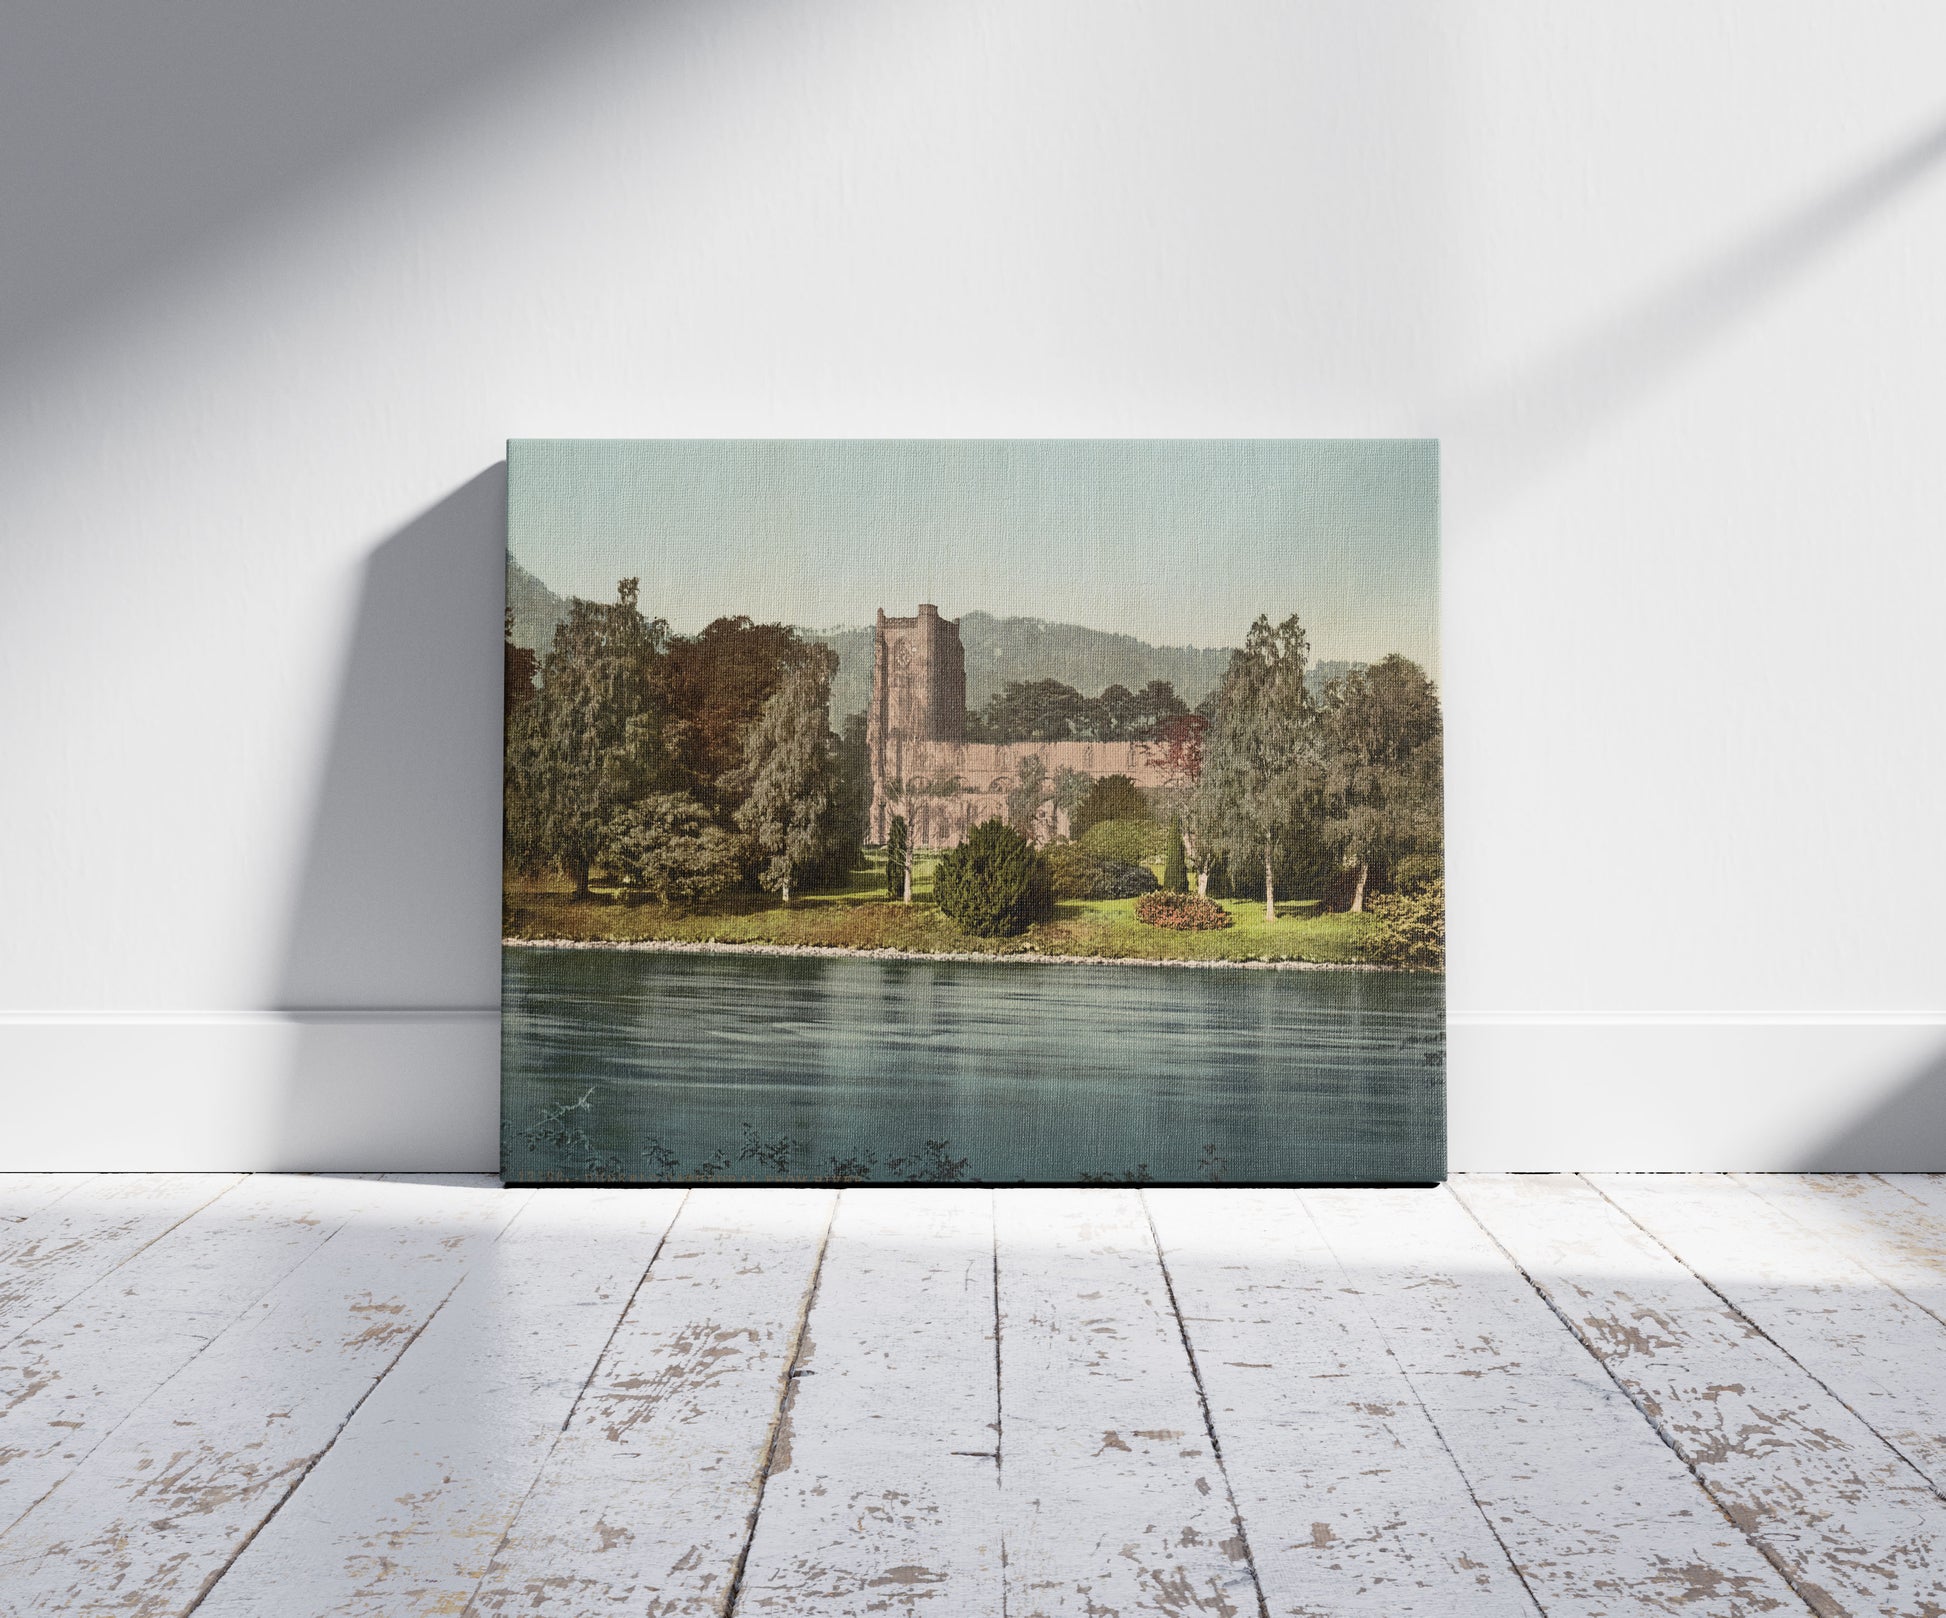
[501,945,1444,1185]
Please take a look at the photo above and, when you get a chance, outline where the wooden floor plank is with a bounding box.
[0,1173,245,1347]
[0,1176,528,1615]
[464,1187,837,1616]
[995,1188,1261,1618]
[1457,1173,1946,1617]
[6,1174,1937,1617]
[1304,1186,1805,1616]
[733,1188,1004,1615]
[0,1174,96,1223]
[1734,1175,1946,1322]
[1593,1173,1946,1498]
[1146,1188,1538,1616]
[0,1175,408,1536]
[1879,1175,1946,1215]
[190,1186,686,1618]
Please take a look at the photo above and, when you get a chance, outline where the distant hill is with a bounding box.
[507,559,569,657]
[807,611,1238,724]
[506,572,1364,724]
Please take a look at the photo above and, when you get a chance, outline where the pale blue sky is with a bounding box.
[508,439,1438,672]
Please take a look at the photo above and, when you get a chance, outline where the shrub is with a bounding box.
[933,819,1055,937]
[885,815,909,899]
[1366,879,1445,970]
[1071,774,1149,839]
[1134,891,1234,931]
[1078,818,1168,866]
[1047,843,1159,901]
[1389,852,1442,894]
[599,794,747,906]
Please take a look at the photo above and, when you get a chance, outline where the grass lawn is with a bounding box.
[505,851,1386,966]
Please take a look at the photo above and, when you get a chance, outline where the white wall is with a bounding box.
[4,1,1943,1171]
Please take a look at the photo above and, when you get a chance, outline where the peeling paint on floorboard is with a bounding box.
[1457,1174,1946,1617]
[0,1175,1942,1617]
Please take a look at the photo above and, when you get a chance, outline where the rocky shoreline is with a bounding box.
[501,935,1399,972]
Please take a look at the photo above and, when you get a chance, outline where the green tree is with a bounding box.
[505,580,668,898]
[728,647,839,905]
[973,678,1089,742]
[1071,774,1148,839]
[657,616,810,803]
[934,819,1054,937]
[1148,712,1213,892]
[1131,678,1189,739]
[503,608,536,721]
[598,793,746,905]
[886,814,909,902]
[1163,813,1188,893]
[1052,766,1093,838]
[1085,683,1139,740]
[1200,613,1327,923]
[823,710,871,883]
[1005,753,1048,840]
[1322,654,1443,910]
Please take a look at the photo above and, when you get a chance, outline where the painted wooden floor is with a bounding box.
[1,1177,1943,1615]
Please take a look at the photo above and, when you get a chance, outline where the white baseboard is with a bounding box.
[1448,1015,1946,1171]
[1,1012,1941,1173]
[0,1012,500,1172]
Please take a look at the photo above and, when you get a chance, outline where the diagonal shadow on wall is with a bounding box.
[1795,1041,1946,1172]
[1450,109,1946,514]
[0,1,653,379]
[271,465,506,1170]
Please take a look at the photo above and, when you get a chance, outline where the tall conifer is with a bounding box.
[1163,813,1189,894]
[886,815,909,902]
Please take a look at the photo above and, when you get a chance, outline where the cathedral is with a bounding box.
[866,604,1173,847]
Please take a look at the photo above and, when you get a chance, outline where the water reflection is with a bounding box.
[502,948,1444,1185]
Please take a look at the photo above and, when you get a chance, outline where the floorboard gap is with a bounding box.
[1452,1182,1826,1618]
[182,1265,476,1615]
[1139,1188,1272,1618]
[1583,1174,1946,1510]
[719,1189,841,1618]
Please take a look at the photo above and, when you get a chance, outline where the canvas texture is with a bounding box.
[502,440,1443,1185]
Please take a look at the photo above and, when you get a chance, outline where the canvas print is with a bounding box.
[502,440,1443,1185]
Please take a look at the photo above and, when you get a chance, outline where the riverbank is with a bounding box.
[503,885,1393,967]
[503,935,1402,971]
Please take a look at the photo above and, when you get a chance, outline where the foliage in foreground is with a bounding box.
[1134,891,1235,931]
[1364,879,1445,970]
[932,819,1055,937]
[1047,844,1159,901]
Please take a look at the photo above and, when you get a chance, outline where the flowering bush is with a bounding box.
[1133,891,1234,931]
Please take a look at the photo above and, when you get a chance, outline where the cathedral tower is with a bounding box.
[868,604,966,841]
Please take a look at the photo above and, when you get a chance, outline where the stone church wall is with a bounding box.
[867,604,1174,847]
